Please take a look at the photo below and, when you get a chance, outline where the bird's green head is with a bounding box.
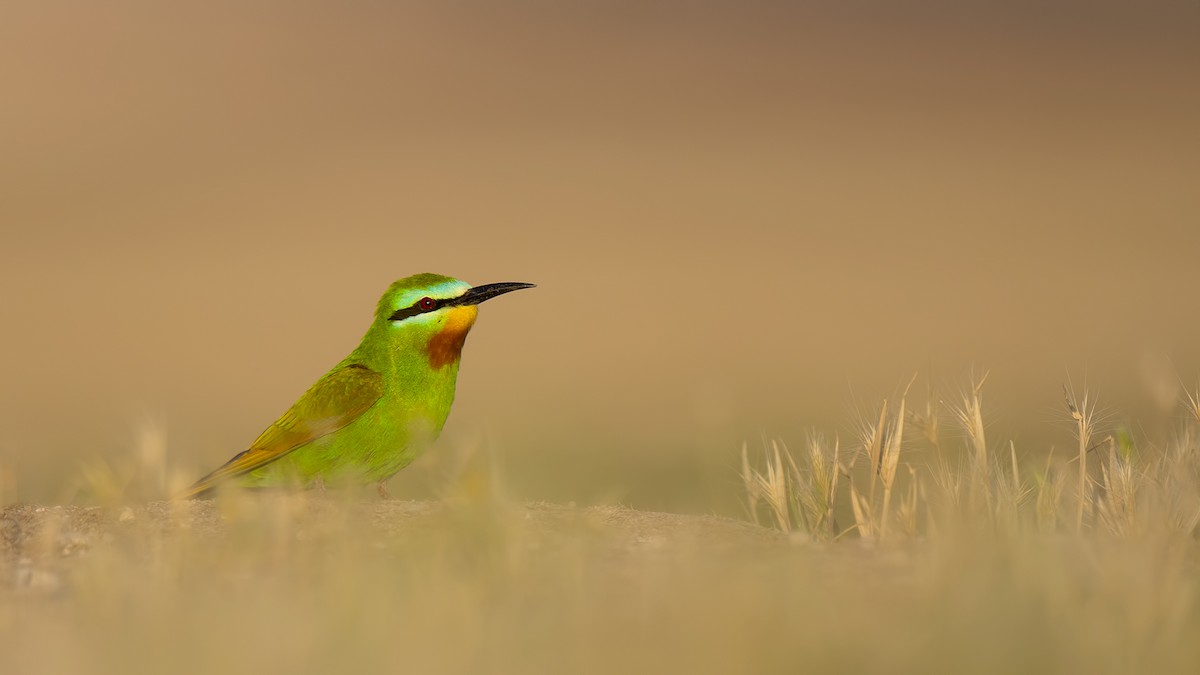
[373,273,535,369]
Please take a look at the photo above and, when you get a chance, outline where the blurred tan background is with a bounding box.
[1,1,1197,512]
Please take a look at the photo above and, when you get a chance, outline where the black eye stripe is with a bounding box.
[388,296,452,322]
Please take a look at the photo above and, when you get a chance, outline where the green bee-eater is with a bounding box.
[181,273,534,499]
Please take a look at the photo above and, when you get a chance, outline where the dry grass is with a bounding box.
[736,375,1200,673]
[741,375,1200,541]
[2,376,1200,674]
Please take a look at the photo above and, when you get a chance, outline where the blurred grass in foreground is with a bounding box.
[2,376,1199,674]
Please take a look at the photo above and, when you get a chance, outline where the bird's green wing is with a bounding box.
[181,363,384,498]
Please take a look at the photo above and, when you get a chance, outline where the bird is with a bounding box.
[180,273,534,499]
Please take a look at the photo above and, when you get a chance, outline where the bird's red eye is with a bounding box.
[418,297,438,311]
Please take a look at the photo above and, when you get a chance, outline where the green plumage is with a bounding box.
[183,273,533,498]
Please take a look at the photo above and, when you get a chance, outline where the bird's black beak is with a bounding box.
[448,282,536,306]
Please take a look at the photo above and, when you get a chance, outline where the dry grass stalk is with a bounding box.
[877,395,906,538]
[1064,384,1099,530]
[1096,435,1137,535]
[847,479,872,540]
[911,375,940,451]
[742,437,844,540]
[947,372,989,509]
[740,442,792,533]
[862,401,888,510]
[992,441,1030,533]
[788,434,841,539]
[896,464,922,537]
[846,383,912,541]
[1183,381,1200,424]
[1034,459,1066,534]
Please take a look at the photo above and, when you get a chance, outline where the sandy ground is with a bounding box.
[4,498,1196,674]
[1,499,784,594]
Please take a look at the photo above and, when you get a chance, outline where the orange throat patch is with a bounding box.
[425,307,478,369]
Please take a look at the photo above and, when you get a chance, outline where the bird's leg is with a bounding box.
[377,481,391,500]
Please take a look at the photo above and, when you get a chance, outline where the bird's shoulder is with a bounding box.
[277,362,385,429]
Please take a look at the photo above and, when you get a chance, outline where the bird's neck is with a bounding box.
[352,309,478,381]
[421,306,478,371]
